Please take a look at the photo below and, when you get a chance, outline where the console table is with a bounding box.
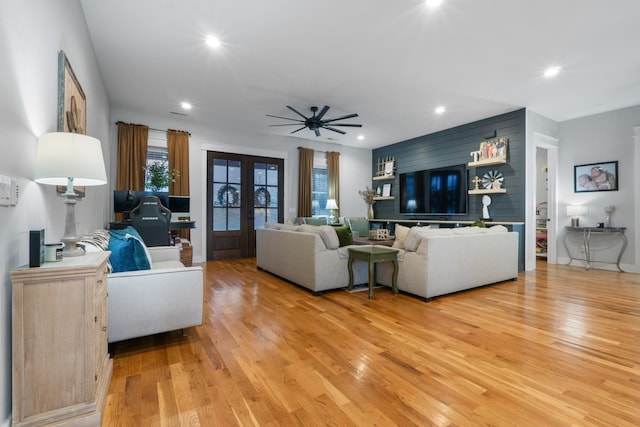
[564,226,627,272]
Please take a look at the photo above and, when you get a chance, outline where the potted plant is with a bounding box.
[143,161,179,192]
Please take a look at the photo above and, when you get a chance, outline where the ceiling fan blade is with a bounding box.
[286,105,309,120]
[314,128,321,137]
[265,114,304,122]
[315,105,330,121]
[329,123,363,127]
[323,113,359,123]
[269,123,307,127]
[290,126,307,134]
[323,126,346,135]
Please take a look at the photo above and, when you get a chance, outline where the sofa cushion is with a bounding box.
[334,225,354,247]
[299,224,340,249]
[108,227,152,272]
[403,227,454,252]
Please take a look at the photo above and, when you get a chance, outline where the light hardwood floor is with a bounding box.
[103,259,640,426]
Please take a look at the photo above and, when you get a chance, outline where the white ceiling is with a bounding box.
[80,0,640,149]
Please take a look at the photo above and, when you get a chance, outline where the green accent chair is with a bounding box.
[346,217,370,239]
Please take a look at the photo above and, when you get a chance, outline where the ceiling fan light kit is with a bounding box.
[266,105,362,137]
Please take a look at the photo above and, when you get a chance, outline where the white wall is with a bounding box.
[0,1,112,424]
[111,108,372,263]
[557,105,640,272]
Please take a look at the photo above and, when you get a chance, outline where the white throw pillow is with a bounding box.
[392,224,410,249]
[488,225,508,233]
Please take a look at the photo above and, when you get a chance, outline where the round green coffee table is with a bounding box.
[347,246,399,299]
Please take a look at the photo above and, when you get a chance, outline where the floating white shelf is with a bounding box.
[373,175,395,180]
[468,158,507,167]
[468,188,507,195]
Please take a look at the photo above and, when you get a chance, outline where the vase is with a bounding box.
[368,204,374,220]
[605,213,613,228]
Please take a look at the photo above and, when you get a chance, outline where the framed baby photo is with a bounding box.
[574,161,618,192]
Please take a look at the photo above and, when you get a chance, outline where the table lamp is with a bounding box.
[566,205,588,227]
[325,198,339,224]
[34,132,108,256]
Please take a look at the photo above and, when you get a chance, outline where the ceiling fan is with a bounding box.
[266,105,362,137]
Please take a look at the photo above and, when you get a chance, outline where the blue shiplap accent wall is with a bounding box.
[372,109,526,222]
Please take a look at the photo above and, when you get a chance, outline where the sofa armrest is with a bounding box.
[148,246,180,263]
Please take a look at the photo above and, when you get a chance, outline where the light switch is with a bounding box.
[0,175,17,206]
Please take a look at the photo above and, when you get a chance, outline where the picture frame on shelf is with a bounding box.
[382,183,391,197]
[478,137,508,162]
[574,161,618,192]
[384,160,394,176]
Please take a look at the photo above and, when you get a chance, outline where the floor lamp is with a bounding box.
[34,132,108,257]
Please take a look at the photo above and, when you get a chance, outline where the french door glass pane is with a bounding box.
[212,159,242,231]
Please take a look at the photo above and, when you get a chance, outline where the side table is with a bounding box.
[347,246,399,299]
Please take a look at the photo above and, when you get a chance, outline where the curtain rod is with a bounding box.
[115,121,191,136]
[297,146,340,155]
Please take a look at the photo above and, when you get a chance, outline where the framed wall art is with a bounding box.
[58,50,86,134]
[56,50,87,196]
[574,161,618,192]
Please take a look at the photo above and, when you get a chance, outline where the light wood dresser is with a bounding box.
[11,252,113,426]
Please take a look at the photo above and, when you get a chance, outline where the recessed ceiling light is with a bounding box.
[205,35,221,48]
[426,0,443,7]
[435,106,446,114]
[181,102,192,110]
[357,135,365,141]
[544,66,561,78]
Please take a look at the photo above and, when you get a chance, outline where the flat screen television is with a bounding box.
[399,164,468,215]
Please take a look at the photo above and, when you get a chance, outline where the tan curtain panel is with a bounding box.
[327,151,340,217]
[116,122,148,191]
[167,129,190,196]
[297,147,314,217]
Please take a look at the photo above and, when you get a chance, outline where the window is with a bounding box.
[311,153,329,217]
[144,148,169,192]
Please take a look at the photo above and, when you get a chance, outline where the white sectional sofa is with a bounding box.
[377,225,519,300]
[256,224,369,294]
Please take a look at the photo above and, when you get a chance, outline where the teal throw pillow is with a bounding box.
[108,227,152,272]
[334,225,354,247]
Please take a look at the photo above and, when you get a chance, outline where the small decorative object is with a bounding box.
[376,156,395,176]
[492,180,502,190]
[382,183,391,197]
[472,176,481,190]
[574,161,618,192]
[566,205,588,227]
[604,205,615,227]
[478,137,508,162]
[481,195,492,219]
[471,219,486,228]
[470,151,481,162]
[369,228,390,240]
[143,161,179,192]
[359,186,378,219]
[376,185,381,195]
[482,170,504,189]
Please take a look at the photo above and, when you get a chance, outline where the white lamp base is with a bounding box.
[61,191,85,257]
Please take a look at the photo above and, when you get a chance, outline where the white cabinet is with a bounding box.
[11,252,112,426]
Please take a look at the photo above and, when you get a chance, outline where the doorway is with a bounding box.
[206,151,284,260]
